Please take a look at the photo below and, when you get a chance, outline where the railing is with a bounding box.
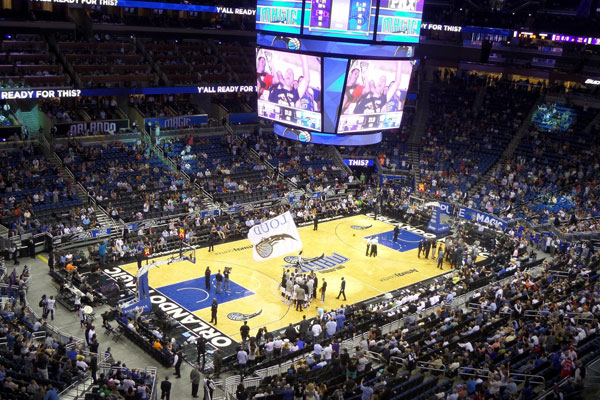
[145,127,221,208]
[331,148,352,175]
[215,258,549,397]
[0,282,86,348]
[547,269,571,277]
[378,263,546,339]
[223,374,264,398]
[249,260,546,383]
[417,360,446,373]
[1,281,87,398]
[523,309,596,322]
[390,355,406,368]
[467,302,513,315]
[58,351,128,399]
[458,367,545,385]
[58,375,92,399]
[534,353,600,398]
[153,124,262,140]
[93,363,158,400]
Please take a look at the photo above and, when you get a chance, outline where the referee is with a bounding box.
[296,250,303,271]
[369,237,378,257]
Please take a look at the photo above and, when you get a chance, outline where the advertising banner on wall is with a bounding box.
[144,115,208,130]
[457,206,507,230]
[54,119,130,136]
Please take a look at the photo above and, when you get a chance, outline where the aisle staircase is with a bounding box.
[38,135,120,231]
[584,109,600,133]
[472,84,487,117]
[467,94,544,198]
[328,146,351,175]
[141,129,217,210]
[407,80,433,190]
[408,80,432,145]
[226,123,303,193]
[408,143,421,189]
[15,107,40,136]
[59,376,95,400]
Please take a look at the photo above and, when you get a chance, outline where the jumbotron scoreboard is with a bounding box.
[256,0,423,145]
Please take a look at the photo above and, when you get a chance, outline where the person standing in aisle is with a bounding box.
[204,374,216,400]
[46,296,56,320]
[213,349,222,377]
[196,337,206,371]
[336,277,346,301]
[10,244,19,265]
[48,251,54,271]
[190,364,201,398]
[173,348,183,378]
[160,376,171,400]
[98,239,108,266]
[210,298,218,325]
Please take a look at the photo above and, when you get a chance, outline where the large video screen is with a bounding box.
[302,0,377,40]
[337,59,413,133]
[256,0,303,34]
[375,0,424,43]
[257,48,322,131]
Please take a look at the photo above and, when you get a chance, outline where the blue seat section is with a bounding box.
[56,140,189,223]
[0,144,86,234]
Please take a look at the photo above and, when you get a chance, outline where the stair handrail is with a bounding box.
[145,129,218,206]
[457,366,545,385]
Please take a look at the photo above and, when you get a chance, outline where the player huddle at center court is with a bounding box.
[281,269,321,311]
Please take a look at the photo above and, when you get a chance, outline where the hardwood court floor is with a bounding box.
[119,215,451,341]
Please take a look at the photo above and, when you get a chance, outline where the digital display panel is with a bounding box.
[302,0,376,40]
[256,0,303,34]
[274,124,382,145]
[344,158,375,166]
[376,0,424,43]
[257,48,322,131]
[338,59,413,133]
[322,57,348,133]
[258,33,414,57]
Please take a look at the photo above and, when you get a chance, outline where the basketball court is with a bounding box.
[115,215,451,342]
